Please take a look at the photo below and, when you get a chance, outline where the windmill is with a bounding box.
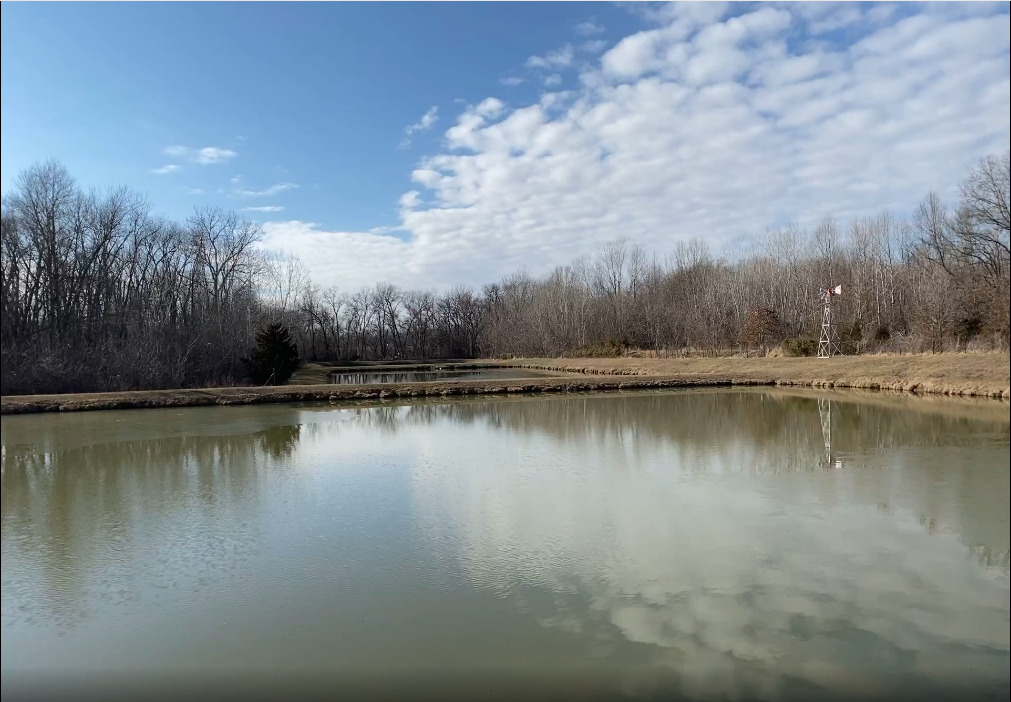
[817,397,842,470]
[817,285,842,358]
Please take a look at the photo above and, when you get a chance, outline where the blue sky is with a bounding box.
[1,1,639,232]
[2,2,1009,290]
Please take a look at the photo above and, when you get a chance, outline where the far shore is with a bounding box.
[504,352,1010,398]
[1,352,1008,415]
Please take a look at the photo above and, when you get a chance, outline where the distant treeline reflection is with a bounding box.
[337,391,1008,456]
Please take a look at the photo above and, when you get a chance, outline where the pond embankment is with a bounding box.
[0,375,747,414]
[502,353,1010,399]
[1,352,1006,414]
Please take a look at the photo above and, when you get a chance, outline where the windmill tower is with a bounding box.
[818,397,842,470]
[817,285,842,358]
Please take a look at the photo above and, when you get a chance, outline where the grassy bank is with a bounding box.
[2,352,1006,414]
[0,375,747,414]
[501,352,1010,398]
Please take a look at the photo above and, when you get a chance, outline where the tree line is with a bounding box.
[2,153,1007,394]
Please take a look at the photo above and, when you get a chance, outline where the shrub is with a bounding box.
[243,323,301,385]
[569,338,629,357]
[782,337,818,357]
[839,321,862,355]
[954,315,983,351]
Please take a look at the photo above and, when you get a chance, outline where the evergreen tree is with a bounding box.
[244,323,300,385]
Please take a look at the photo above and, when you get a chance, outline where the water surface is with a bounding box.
[329,367,562,384]
[2,390,1008,701]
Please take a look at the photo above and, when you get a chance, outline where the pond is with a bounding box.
[1,390,1008,701]
[328,367,564,384]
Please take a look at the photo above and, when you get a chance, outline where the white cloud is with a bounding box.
[575,19,604,36]
[443,97,507,151]
[543,73,562,87]
[407,106,439,134]
[399,191,422,209]
[185,187,205,195]
[475,97,505,117]
[163,145,238,165]
[805,3,866,35]
[151,164,180,175]
[271,4,1010,291]
[526,44,575,71]
[500,76,525,87]
[260,221,418,287]
[399,106,440,148]
[234,182,298,198]
[625,0,730,31]
[600,28,669,78]
[243,205,284,213]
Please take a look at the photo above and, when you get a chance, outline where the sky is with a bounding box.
[2,1,1009,290]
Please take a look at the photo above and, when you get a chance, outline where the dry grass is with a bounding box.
[1,375,747,414]
[502,351,1010,398]
[3,352,1006,415]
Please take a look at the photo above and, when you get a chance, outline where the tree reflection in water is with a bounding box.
[1,390,1007,700]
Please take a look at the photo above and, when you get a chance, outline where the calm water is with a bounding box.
[329,368,561,384]
[2,390,1009,702]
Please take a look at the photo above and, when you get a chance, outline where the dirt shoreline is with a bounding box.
[2,353,1007,414]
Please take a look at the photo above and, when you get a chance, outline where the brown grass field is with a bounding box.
[1,352,1007,414]
[503,352,1011,398]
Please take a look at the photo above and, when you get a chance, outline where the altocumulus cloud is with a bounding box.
[235,182,298,198]
[163,145,238,165]
[399,106,440,149]
[261,2,1011,290]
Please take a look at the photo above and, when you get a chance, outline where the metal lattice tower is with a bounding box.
[818,397,832,466]
[818,397,840,470]
[817,286,841,358]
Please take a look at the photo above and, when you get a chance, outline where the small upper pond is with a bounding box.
[1,389,1008,701]
[329,367,561,384]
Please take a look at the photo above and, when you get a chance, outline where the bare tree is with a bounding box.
[4,154,1008,395]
